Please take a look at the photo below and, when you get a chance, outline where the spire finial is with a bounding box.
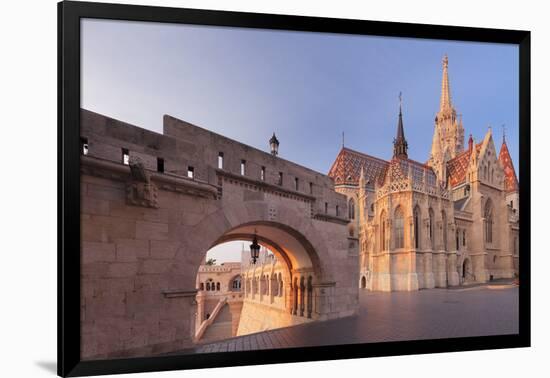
[342,131,345,148]
[399,91,402,111]
[502,124,506,144]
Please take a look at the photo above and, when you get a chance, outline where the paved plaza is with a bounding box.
[171,284,518,354]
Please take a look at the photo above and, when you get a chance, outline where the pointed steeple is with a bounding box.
[440,54,452,112]
[393,92,408,159]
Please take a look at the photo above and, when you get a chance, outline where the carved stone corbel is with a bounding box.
[126,156,158,208]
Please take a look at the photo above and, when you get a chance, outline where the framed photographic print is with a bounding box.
[58,1,530,376]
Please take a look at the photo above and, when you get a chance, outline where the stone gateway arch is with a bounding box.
[80,109,359,359]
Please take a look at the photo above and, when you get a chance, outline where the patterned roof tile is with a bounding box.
[327,147,388,186]
[499,141,519,193]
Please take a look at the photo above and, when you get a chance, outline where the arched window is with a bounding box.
[429,208,435,249]
[485,199,494,244]
[348,198,355,219]
[278,273,283,297]
[206,282,211,291]
[216,282,220,291]
[380,210,387,251]
[463,230,466,247]
[414,206,421,249]
[394,207,404,249]
[200,282,204,291]
[232,276,241,291]
[441,210,447,251]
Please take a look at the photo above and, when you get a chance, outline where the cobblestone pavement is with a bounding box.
[172,285,519,354]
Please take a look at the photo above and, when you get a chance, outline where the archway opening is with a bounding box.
[462,258,472,283]
[194,221,322,344]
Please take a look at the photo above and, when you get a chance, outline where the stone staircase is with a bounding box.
[200,305,233,343]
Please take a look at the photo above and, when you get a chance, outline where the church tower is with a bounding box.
[429,55,465,182]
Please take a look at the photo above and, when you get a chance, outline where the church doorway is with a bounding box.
[462,258,473,283]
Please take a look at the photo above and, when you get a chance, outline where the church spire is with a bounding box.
[440,54,452,112]
[393,92,408,159]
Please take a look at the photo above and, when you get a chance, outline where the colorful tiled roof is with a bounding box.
[328,147,438,188]
[327,147,388,186]
[499,141,519,193]
[446,143,482,187]
[385,158,438,187]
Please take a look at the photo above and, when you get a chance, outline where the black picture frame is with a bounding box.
[58,1,531,376]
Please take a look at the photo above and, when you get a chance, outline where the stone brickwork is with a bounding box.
[80,109,358,359]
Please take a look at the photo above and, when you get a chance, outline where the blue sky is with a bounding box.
[81,19,519,263]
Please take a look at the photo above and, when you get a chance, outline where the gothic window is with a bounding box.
[206,282,210,291]
[278,172,283,185]
[394,207,404,249]
[260,166,266,181]
[295,177,299,191]
[380,210,387,251]
[485,199,494,244]
[278,273,283,297]
[218,152,224,169]
[216,282,220,291]
[441,210,447,251]
[232,276,241,290]
[429,208,435,250]
[200,282,204,291]
[456,229,460,250]
[348,198,355,220]
[463,230,466,246]
[414,206,421,249]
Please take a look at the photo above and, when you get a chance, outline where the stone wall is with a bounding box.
[80,109,358,359]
